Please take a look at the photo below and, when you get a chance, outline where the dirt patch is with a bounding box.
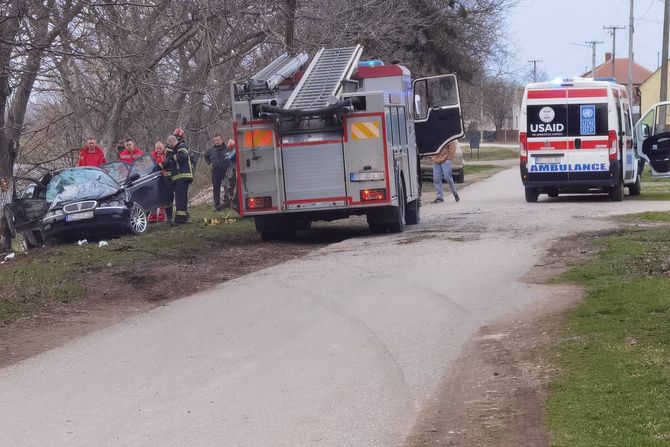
[404,234,594,447]
[0,232,326,368]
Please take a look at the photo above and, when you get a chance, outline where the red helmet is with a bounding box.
[173,127,185,138]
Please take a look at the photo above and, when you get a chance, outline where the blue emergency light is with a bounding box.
[594,77,617,83]
[358,60,384,68]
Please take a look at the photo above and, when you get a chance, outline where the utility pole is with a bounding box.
[661,0,669,102]
[627,0,635,108]
[528,59,542,82]
[603,25,626,79]
[585,40,604,77]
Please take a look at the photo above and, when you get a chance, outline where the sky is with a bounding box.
[507,0,666,80]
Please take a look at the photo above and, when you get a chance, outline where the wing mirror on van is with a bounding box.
[126,173,141,185]
[641,124,651,138]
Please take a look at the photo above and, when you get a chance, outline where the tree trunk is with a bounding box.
[285,0,298,54]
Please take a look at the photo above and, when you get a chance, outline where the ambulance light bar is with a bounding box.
[358,60,384,68]
[595,77,617,83]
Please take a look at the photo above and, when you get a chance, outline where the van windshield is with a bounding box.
[527,103,608,138]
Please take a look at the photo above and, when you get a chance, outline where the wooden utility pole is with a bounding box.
[627,0,634,107]
[585,40,603,77]
[603,25,626,78]
[528,59,542,82]
[661,0,669,102]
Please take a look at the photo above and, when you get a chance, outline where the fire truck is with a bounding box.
[231,46,464,240]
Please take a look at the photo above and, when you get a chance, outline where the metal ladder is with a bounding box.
[284,46,363,110]
[249,52,309,92]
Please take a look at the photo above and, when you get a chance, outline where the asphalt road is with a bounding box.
[2,168,670,447]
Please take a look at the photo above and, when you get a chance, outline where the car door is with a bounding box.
[125,154,170,210]
[12,183,48,232]
[636,102,670,178]
[413,74,464,156]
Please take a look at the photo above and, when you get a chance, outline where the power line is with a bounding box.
[603,25,627,78]
[585,40,604,77]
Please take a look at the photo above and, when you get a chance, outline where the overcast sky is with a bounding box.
[507,0,665,80]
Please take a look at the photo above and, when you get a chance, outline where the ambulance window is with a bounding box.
[623,104,632,136]
[391,107,400,146]
[398,106,408,146]
[614,96,623,134]
[655,104,670,133]
[566,104,608,136]
[384,107,393,144]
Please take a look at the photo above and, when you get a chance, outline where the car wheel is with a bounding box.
[628,173,642,196]
[609,180,624,202]
[128,203,148,235]
[525,187,539,203]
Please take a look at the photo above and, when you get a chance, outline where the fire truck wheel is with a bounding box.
[406,199,420,225]
[609,180,624,201]
[260,231,280,241]
[387,181,406,233]
[628,173,642,196]
[369,223,387,234]
[524,187,539,203]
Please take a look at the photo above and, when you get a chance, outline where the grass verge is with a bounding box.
[463,146,518,161]
[0,205,253,324]
[464,164,501,175]
[631,168,670,201]
[548,213,670,446]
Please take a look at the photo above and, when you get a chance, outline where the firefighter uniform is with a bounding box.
[167,141,193,224]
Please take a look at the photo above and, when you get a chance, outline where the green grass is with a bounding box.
[632,168,670,201]
[464,164,501,175]
[463,146,518,161]
[548,224,670,446]
[0,205,254,324]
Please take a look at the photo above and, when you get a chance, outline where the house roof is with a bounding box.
[581,58,653,85]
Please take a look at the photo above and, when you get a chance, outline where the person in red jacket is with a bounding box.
[148,141,167,223]
[118,139,144,164]
[77,138,106,167]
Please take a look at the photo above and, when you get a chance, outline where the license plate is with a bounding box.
[534,156,562,164]
[66,211,94,221]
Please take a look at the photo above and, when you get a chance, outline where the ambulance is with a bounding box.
[519,77,640,202]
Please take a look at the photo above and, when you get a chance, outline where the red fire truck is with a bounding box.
[231,46,464,239]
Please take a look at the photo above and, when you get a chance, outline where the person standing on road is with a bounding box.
[205,133,230,211]
[77,138,106,167]
[162,134,193,224]
[431,139,460,203]
[119,139,144,164]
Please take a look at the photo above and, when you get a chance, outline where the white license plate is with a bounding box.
[66,211,94,221]
[534,156,562,164]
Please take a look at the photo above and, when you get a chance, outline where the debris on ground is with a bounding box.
[77,239,88,246]
[98,241,108,248]
[4,252,15,261]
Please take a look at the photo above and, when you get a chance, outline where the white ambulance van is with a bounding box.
[519,77,640,202]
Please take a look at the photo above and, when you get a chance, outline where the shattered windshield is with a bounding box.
[100,161,130,184]
[46,168,121,204]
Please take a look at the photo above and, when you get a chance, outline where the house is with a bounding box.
[639,62,670,116]
[582,52,652,112]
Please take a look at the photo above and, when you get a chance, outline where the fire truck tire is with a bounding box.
[387,181,406,233]
[628,173,642,196]
[609,180,624,201]
[524,187,539,203]
[369,223,387,234]
[406,199,420,225]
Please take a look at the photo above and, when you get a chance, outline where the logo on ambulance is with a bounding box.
[539,107,555,123]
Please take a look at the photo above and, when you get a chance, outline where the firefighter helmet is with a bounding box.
[173,127,185,139]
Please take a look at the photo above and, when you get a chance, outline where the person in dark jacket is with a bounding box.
[162,135,193,224]
[205,134,231,211]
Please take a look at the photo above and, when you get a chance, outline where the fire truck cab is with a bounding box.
[231,46,463,239]
[519,77,640,202]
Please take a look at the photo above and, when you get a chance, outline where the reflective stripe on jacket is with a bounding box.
[172,142,193,181]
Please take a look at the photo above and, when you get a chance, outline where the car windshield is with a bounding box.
[46,168,121,204]
[100,161,130,183]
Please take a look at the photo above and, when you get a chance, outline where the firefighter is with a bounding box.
[163,134,193,224]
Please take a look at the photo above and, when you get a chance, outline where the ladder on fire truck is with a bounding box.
[248,52,309,92]
[284,45,363,110]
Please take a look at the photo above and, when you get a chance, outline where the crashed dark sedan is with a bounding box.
[7,154,171,246]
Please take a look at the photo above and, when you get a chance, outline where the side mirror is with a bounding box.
[641,124,650,138]
[126,173,140,185]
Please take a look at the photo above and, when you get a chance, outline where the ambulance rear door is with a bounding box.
[564,87,610,183]
[525,89,569,181]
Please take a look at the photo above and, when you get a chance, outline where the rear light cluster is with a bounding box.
[360,189,386,201]
[246,196,272,210]
[519,132,528,163]
[608,130,618,160]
